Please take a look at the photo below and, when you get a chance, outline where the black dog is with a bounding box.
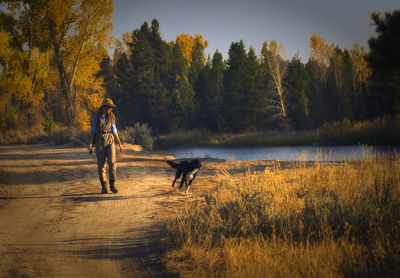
[166,159,202,193]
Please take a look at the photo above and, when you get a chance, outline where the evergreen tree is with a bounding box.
[169,43,195,130]
[284,54,310,130]
[190,39,208,129]
[98,56,118,98]
[128,22,155,126]
[194,59,212,129]
[245,47,266,130]
[223,40,250,132]
[115,20,171,133]
[196,50,225,131]
[367,10,400,117]
[110,51,131,127]
[189,39,206,87]
[340,49,355,120]
[324,46,344,122]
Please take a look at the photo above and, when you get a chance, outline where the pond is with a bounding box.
[168,145,394,162]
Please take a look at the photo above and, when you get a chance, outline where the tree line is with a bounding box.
[101,14,399,134]
[0,1,399,136]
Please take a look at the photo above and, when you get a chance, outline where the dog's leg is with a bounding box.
[179,175,185,189]
[172,169,183,187]
[184,178,190,193]
[186,176,196,193]
[188,172,197,186]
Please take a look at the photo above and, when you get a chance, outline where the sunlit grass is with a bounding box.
[165,152,400,277]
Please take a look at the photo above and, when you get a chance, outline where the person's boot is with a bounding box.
[101,181,108,194]
[109,180,118,193]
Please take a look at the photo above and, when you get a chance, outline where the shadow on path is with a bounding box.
[0,192,174,202]
[63,227,178,277]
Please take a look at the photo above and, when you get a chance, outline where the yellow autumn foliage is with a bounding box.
[0,0,113,131]
[175,34,208,66]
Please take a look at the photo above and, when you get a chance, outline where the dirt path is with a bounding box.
[0,144,221,277]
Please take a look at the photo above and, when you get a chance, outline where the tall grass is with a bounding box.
[156,130,318,148]
[318,115,400,145]
[156,115,400,148]
[0,127,91,145]
[165,153,400,277]
[0,123,154,150]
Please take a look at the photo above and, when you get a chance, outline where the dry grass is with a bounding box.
[156,129,318,148]
[156,115,400,148]
[165,152,400,277]
[318,115,400,145]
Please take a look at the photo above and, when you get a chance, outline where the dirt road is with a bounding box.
[0,144,221,277]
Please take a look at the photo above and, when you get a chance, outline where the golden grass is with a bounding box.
[165,152,400,277]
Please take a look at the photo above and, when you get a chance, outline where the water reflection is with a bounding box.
[168,145,394,162]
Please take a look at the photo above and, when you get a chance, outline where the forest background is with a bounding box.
[0,1,399,145]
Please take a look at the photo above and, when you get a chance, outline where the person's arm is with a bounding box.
[89,113,97,152]
[113,131,124,152]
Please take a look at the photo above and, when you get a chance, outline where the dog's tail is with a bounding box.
[166,160,179,168]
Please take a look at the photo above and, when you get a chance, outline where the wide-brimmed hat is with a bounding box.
[102,98,116,108]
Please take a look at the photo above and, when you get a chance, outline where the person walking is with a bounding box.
[88,98,124,194]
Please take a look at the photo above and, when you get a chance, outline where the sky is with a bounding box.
[112,0,399,62]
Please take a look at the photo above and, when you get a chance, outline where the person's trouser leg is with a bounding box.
[107,142,118,193]
[96,137,108,193]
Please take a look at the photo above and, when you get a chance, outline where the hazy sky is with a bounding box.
[112,0,399,62]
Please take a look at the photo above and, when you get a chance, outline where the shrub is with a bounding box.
[47,128,76,145]
[43,113,58,132]
[155,129,213,148]
[0,129,47,145]
[119,122,153,150]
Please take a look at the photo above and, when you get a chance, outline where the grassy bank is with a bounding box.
[156,130,318,148]
[0,128,89,146]
[1,115,398,148]
[164,153,400,277]
[0,122,154,150]
[318,116,400,146]
[156,115,400,148]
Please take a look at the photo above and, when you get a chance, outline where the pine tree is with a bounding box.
[196,50,225,131]
[169,43,195,130]
[284,54,310,130]
[367,10,400,117]
[245,46,265,130]
[223,40,250,132]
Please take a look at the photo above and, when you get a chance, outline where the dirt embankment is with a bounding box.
[0,144,277,277]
